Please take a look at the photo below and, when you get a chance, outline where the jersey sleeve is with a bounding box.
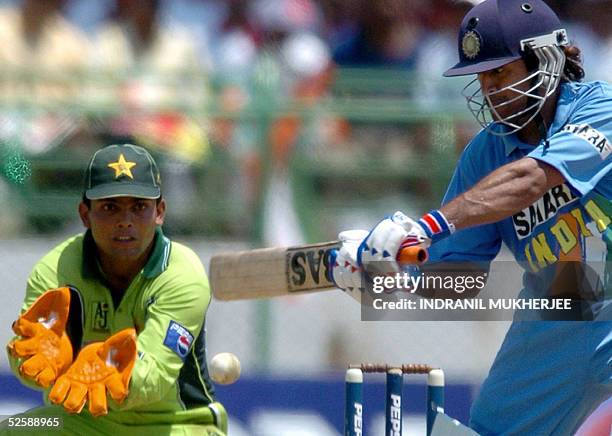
[7,263,62,391]
[112,275,212,410]
[428,142,502,263]
[528,83,612,196]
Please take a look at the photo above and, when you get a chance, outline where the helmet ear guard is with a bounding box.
[530,45,565,95]
[521,29,567,93]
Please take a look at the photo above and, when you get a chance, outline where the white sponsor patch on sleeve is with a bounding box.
[562,124,611,159]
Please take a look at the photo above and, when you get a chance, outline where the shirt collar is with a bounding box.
[142,227,172,278]
[501,82,575,156]
[502,132,536,156]
[82,227,171,280]
[548,82,576,132]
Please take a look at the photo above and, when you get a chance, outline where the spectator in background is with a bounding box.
[89,0,209,164]
[88,0,211,233]
[0,0,91,157]
[414,0,473,108]
[91,0,203,74]
[209,0,332,205]
[247,0,332,171]
[318,0,360,56]
[0,0,90,106]
[213,0,259,80]
[332,0,424,68]
[566,0,612,81]
[0,0,89,74]
[413,0,479,154]
[208,0,335,245]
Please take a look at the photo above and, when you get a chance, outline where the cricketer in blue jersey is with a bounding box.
[330,0,611,434]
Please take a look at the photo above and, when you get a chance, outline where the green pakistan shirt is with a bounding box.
[7,228,224,428]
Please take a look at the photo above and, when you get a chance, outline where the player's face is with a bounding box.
[79,197,165,263]
[477,59,532,122]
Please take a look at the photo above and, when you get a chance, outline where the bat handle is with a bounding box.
[397,243,428,265]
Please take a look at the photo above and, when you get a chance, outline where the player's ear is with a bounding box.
[78,202,91,228]
[155,198,166,226]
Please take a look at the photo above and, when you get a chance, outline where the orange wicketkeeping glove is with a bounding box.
[7,287,73,388]
[49,328,137,417]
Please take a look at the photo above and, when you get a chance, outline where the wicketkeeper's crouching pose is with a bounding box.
[2,144,227,435]
[331,0,612,434]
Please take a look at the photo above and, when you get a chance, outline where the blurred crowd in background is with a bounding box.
[2,0,611,91]
[1,4,612,431]
[2,0,611,78]
[0,0,611,239]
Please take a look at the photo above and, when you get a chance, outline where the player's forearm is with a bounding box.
[109,353,176,411]
[440,157,564,230]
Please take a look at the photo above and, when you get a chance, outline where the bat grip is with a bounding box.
[397,243,428,265]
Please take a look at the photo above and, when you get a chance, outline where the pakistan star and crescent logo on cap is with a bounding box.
[107,153,136,179]
[462,31,481,59]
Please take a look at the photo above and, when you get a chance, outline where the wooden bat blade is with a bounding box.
[209,241,428,301]
[210,241,339,301]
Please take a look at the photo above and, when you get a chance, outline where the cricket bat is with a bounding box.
[209,241,427,301]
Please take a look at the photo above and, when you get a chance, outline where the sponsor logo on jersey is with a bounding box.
[92,301,109,332]
[512,183,579,239]
[178,335,190,355]
[520,197,610,272]
[163,320,194,360]
[562,123,611,159]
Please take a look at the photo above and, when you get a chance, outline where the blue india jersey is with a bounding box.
[427,81,612,434]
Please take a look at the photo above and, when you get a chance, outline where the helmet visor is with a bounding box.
[444,56,521,77]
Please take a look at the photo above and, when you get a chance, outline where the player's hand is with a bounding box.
[358,211,430,274]
[7,287,73,388]
[329,230,369,302]
[49,328,137,417]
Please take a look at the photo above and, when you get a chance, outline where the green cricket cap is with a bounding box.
[84,144,161,200]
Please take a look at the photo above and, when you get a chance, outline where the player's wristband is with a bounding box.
[417,210,455,243]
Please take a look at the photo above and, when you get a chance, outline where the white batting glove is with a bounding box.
[358,211,431,274]
[329,230,369,303]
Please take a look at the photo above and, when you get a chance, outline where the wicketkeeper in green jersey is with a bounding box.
[2,144,227,435]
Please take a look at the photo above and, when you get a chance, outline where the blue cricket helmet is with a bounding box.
[445,0,570,135]
[445,0,564,77]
